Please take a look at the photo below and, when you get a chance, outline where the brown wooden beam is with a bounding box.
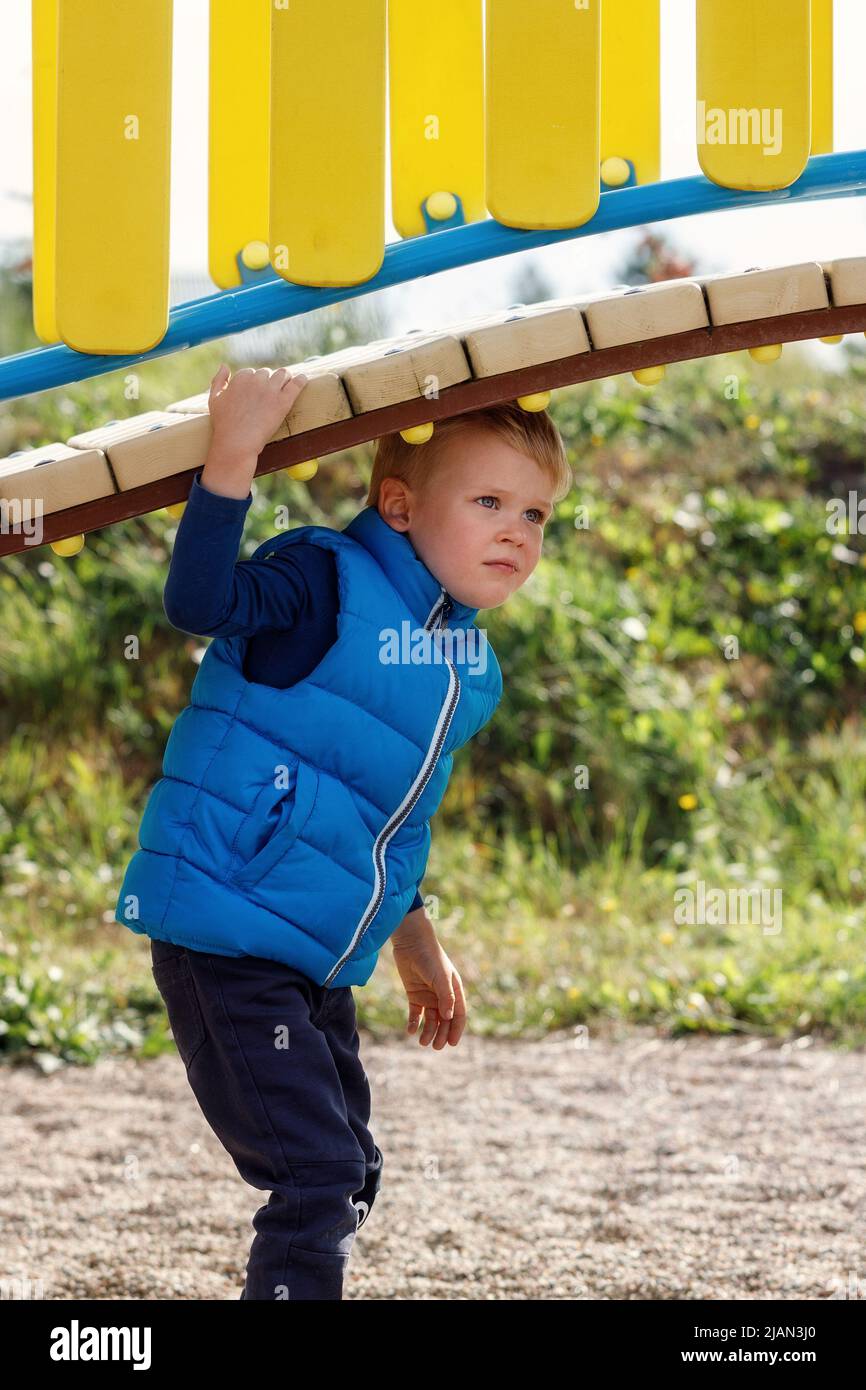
[2,299,866,558]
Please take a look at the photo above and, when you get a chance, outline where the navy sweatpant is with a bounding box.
[150,938,383,1300]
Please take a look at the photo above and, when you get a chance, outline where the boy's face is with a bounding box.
[377,425,555,610]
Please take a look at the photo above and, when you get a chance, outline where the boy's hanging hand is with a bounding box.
[200,364,309,500]
[392,926,467,1050]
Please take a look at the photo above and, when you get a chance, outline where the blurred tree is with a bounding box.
[614,230,696,286]
[0,246,39,357]
[507,259,559,307]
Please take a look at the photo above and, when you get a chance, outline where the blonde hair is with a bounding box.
[365,401,572,511]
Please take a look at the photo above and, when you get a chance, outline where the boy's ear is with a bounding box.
[376,479,415,534]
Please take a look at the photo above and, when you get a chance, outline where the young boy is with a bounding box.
[116,362,571,1300]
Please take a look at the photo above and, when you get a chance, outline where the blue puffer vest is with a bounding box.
[115,504,503,986]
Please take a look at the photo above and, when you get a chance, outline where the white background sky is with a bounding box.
[1,0,866,335]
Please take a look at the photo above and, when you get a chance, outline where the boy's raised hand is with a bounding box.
[201,364,309,500]
[208,363,309,455]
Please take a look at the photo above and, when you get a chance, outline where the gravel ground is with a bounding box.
[1,1025,864,1301]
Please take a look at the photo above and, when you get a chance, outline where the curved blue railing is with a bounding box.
[2,149,866,404]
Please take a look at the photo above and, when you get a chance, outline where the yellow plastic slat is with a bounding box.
[209,0,271,289]
[269,0,385,287]
[486,0,600,230]
[55,0,172,354]
[389,0,484,239]
[696,0,810,191]
[32,0,60,344]
[811,0,833,154]
[600,0,660,185]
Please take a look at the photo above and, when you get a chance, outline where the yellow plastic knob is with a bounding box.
[50,534,85,556]
[425,191,458,222]
[165,501,186,520]
[284,459,319,481]
[400,423,434,445]
[819,335,843,345]
[601,156,630,187]
[241,240,271,271]
[749,344,782,363]
[516,391,551,412]
[632,365,665,386]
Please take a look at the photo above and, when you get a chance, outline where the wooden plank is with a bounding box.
[486,0,600,229]
[696,0,811,191]
[342,332,472,412]
[164,336,415,432]
[269,0,386,286]
[0,443,114,515]
[167,374,353,438]
[701,262,829,325]
[581,281,709,349]
[6,295,866,557]
[464,303,590,378]
[824,257,866,306]
[164,328,449,433]
[55,0,173,352]
[67,412,210,490]
[389,0,484,238]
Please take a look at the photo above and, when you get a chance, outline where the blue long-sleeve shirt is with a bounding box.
[163,470,425,913]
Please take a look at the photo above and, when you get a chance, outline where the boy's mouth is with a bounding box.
[484,560,518,574]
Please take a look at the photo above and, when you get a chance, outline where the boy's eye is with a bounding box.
[475,495,545,524]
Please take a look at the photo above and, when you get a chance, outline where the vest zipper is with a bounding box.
[322,586,459,985]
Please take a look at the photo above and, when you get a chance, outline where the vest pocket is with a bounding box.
[230,756,319,891]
